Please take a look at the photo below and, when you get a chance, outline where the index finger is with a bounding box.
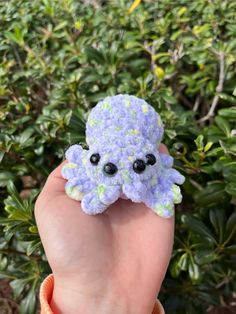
[159,143,169,155]
[35,160,68,212]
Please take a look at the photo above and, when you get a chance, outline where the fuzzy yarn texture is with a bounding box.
[61,94,185,218]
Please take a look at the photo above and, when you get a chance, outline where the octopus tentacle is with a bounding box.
[171,184,182,204]
[81,185,120,215]
[62,159,96,202]
[81,191,106,214]
[61,163,81,180]
[159,153,173,168]
[146,181,183,218]
[158,167,185,192]
[97,184,121,205]
[65,144,84,164]
[65,176,95,201]
[145,187,175,218]
[167,168,185,185]
[122,181,147,202]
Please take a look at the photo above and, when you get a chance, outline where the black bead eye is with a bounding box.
[133,159,146,173]
[145,154,156,166]
[90,153,100,165]
[103,162,118,176]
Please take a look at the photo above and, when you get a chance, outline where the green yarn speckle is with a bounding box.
[130,110,136,119]
[97,184,107,197]
[172,184,182,204]
[124,99,131,107]
[121,170,131,183]
[142,104,149,114]
[64,163,77,169]
[66,186,84,201]
[128,129,139,135]
[101,101,112,111]
[88,118,102,127]
[154,202,174,217]
[150,176,157,186]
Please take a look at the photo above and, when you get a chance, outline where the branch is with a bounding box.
[198,51,225,123]
[143,41,160,92]
[143,40,156,72]
[177,92,192,108]
[193,95,200,112]
[13,47,24,70]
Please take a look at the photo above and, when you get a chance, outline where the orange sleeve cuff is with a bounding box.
[39,274,165,314]
[40,274,54,314]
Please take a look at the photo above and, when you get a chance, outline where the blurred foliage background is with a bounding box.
[0,0,236,313]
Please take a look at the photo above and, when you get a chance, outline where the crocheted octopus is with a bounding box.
[62,94,185,218]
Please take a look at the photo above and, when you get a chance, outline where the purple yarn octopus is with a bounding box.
[61,94,185,218]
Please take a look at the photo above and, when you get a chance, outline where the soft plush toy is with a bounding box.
[61,94,185,218]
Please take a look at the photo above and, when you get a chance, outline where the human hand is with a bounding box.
[35,144,174,314]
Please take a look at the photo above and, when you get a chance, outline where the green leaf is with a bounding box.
[170,256,182,278]
[9,210,31,221]
[225,183,236,196]
[188,260,201,283]
[194,135,204,151]
[204,142,213,152]
[217,93,236,104]
[10,278,28,298]
[0,171,15,187]
[74,19,83,30]
[181,214,216,244]
[162,93,177,105]
[171,30,184,41]
[177,6,188,16]
[20,281,37,314]
[54,21,68,31]
[4,28,24,45]
[225,212,236,239]
[209,209,225,243]
[84,47,105,64]
[215,116,231,137]
[0,255,8,270]
[28,226,38,234]
[0,151,5,163]
[224,245,236,253]
[213,158,231,172]
[26,240,41,256]
[19,128,35,146]
[0,238,7,249]
[206,147,223,157]
[6,182,26,212]
[194,181,227,206]
[177,252,188,271]
[194,250,218,265]
[218,108,236,119]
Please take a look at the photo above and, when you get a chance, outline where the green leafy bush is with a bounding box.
[0,0,235,313]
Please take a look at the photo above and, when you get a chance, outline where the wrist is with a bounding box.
[50,274,156,314]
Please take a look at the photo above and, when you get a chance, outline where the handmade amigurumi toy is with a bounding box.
[61,94,185,218]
